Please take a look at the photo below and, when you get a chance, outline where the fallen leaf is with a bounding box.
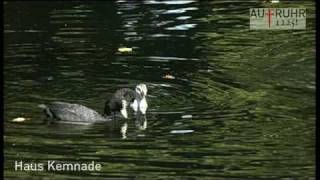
[170,130,194,134]
[12,117,30,122]
[118,47,133,53]
[163,74,175,79]
[181,115,192,119]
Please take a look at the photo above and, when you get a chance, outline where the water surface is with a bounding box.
[4,1,315,179]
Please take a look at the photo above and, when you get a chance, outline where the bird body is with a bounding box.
[39,84,148,123]
[38,102,109,123]
[104,88,137,118]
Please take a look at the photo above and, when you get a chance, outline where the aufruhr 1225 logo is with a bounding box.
[250,8,306,30]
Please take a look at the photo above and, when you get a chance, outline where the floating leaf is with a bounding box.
[118,47,133,53]
[47,76,54,81]
[12,117,30,122]
[163,74,175,79]
[170,130,194,134]
[181,115,192,119]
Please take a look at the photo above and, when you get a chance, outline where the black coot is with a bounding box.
[39,88,140,123]
[104,88,138,119]
[38,102,109,123]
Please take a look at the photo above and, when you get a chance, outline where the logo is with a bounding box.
[250,8,306,30]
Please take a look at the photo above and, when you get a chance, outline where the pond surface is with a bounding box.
[4,1,316,179]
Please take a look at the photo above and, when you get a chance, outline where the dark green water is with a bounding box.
[4,1,315,179]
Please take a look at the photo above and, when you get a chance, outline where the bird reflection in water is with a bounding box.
[120,111,147,139]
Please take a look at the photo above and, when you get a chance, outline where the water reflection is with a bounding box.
[119,112,148,139]
[120,122,128,139]
[118,111,148,139]
[135,112,148,130]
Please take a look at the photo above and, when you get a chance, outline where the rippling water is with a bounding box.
[4,1,315,179]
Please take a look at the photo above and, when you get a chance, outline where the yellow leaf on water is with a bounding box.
[118,47,133,53]
[12,117,30,122]
[163,74,175,79]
